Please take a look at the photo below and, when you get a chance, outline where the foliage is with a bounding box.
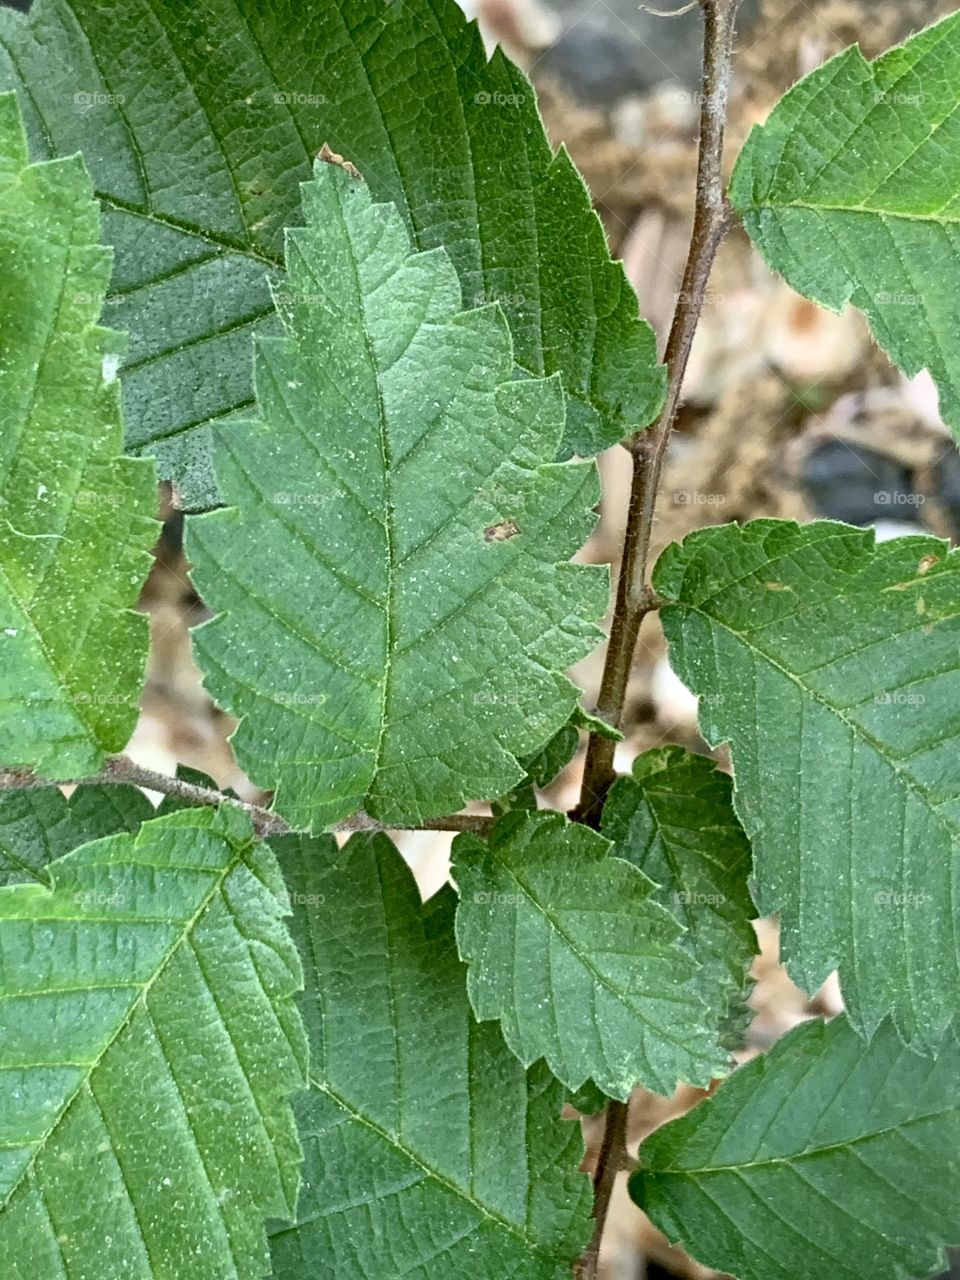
[656,519,960,1051]
[188,161,608,829]
[0,91,156,778]
[1,7,960,1280]
[732,10,960,437]
[0,805,305,1277]
[0,0,664,506]
[632,1017,960,1280]
[269,831,592,1278]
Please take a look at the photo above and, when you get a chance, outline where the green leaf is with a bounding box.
[730,11,960,435]
[189,162,608,830]
[268,831,592,1279]
[631,1016,960,1280]
[0,0,663,506]
[655,518,960,1051]
[311,0,664,459]
[0,91,156,777]
[0,804,306,1277]
[0,783,152,885]
[603,747,758,1051]
[492,724,581,814]
[452,811,728,1099]
[571,706,624,742]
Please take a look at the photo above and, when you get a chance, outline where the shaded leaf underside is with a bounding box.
[656,518,960,1050]
[269,831,591,1279]
[633,1016,960,1280]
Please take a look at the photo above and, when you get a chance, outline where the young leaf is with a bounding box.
[0,0,663,505]
[0,783,152,886]
[452,811,728,1099]
[603,747,758,1051]
[631,1016,960,1280]
[731,10,960,434]
[655,518,960,1051]
[268,831,592,1279]
[0,91,156,777]
[189,162,608,830]
[0,805,306,1277]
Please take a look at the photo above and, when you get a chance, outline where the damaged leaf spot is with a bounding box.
[317,142,363,181]
[484,520,520,542]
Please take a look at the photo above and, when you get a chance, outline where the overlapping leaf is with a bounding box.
[731,10,960,433]
[0,805,306,1276]
[656,518,960,1050]
[452,811,728,1099]
[603,747,757,1050]
[631,1016,960,1280]
[0,782,151,885]
[0,0,663,504]
[189,162,608,830]
[0,91,156,777]
[268,831,591,1279]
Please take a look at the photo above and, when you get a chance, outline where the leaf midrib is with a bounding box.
[648,1102,958,1177]
[288,1075,563,1261]
[742,198,960,225]
[481,837,714,1062]
[674,600,960,845]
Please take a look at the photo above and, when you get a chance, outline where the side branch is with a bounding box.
[0,756,495,839]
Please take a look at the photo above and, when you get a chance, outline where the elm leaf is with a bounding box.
[0,805,307,1278]
[0,0,663,504]
[731,11,960,435]
[268,830,591,1280]
[603,747,758,1051]
[656,518,960,1051]
[189,162,608,829]
[452,810,728,1099]
[632,1016,960,1280]
[0,91,155,777]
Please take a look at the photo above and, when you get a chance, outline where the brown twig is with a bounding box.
[572,2,741,1275]
[577,0,739,829]
[573,1097,632,1280]
[0,756,495,840]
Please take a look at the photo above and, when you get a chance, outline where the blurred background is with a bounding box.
[11,0,955,1273]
